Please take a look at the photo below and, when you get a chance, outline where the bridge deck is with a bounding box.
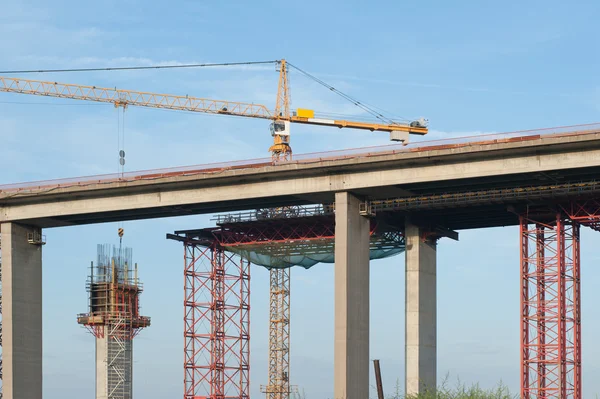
[1,123,600,228]
[2,122,599,196]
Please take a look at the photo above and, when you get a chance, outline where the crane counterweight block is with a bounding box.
[390,130,410,143]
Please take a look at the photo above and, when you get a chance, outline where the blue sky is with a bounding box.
[1,1,600,398]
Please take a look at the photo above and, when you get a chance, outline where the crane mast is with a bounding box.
[264,61,293,398]
[269,60,292,161]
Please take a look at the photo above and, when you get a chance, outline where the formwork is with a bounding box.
[77,244,150,399]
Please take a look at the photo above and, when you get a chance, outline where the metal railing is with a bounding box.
[213,204,334,224]
[369,180,600,212]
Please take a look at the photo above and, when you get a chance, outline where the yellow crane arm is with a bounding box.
[289,115,427,134]
[0,76,273,119]
[0,76,427,135]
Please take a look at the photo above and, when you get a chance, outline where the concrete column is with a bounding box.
[334,192,370,399]
[1,223,43,399]
[405,222,437,395]
[96,333,108,399]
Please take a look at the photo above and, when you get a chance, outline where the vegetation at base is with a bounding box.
[400,384,515,398]
[290,374,517,399]
[386,375,516,399]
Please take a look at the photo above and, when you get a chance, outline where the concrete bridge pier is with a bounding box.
[405,221,437,395]
[1,222,43,399]
[334,192,370,399]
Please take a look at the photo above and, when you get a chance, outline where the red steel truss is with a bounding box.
[183,240,250,399]
[561,199,600,231]
[214,215,378,246]
[520,213,581,399]
[216,215,336,246]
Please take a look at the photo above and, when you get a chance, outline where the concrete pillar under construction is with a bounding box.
[77,244,149,399]
[334,191,370,399]
[404,221,437,396]
[96,334,108,399]
[94,327,133,399]
[1,222,43,399]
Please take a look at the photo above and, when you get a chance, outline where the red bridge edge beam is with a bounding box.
[214,217,378,247]
[183,240,250,399]
[520,213,581,399]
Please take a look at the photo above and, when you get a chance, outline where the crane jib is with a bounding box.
[0,75,428,136]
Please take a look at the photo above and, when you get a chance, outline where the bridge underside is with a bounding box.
[12,165,600,229]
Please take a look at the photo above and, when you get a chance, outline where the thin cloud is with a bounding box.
[311,71,580,98]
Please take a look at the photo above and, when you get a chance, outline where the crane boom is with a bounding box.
[0,76,273,119]
[0,75,427,135]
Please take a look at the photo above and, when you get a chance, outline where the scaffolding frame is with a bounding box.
[183,240,250,399]
[520,214,581,399]
[261,268,291,399]
[106,318,134,399]
[77,244,150,399]
[519,200,600,398]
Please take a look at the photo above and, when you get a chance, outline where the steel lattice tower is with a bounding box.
[261,268,292,399]
[520,214,581,399]
[183,241,250,399]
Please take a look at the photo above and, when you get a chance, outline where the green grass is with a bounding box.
[291,374,517,399]
[387,375,516,399]
[401,382,515,399]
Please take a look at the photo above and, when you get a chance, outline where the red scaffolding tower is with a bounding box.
[520,214,581,399]
[520,200,600,399]
[183,240,250,399]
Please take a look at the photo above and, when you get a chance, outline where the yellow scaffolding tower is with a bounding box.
[261,268,296,399]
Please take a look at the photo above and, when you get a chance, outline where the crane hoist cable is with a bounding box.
[116,106,127,247]
[118,106,126,177]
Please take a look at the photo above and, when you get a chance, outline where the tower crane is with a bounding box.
[0,59,429,399]
[0,59,428,161]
